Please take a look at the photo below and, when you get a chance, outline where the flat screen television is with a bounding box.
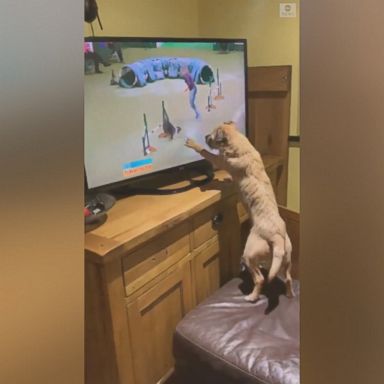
[84,37,248,195]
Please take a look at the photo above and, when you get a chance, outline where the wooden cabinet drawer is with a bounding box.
[123,223,191,296]
[192,204,223,249]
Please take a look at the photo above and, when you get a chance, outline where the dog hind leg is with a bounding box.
[244,266,264,302]
[268,234,286,282]
[282,234,294,298]
[241,231,269,302]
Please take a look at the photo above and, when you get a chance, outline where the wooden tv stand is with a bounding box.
[85,158,283,384]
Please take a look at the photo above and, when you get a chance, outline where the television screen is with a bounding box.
[84,37,247,191]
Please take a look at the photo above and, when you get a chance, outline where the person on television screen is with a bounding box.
[84,42,111,74]
[107,42,124,63]
[180,66,200,120]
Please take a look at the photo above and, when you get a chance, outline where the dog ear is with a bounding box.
[223,121,238,132]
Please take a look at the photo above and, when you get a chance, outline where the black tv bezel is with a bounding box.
[84,36,248,194]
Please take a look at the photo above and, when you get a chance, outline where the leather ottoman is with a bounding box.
[173,277,300,384]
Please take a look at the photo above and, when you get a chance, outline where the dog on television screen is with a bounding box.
[185,122,294,301]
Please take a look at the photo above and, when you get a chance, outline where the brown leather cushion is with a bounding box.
[173,277,300,384]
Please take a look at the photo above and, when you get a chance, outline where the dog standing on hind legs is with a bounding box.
[185,121,294,301]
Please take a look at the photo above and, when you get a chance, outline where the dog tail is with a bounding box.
[268,239,285,282]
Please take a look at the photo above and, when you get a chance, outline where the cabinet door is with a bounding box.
[126,261,193,384]
[193,240,221,304]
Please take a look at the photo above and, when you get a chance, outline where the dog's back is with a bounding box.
[221,130,285,237]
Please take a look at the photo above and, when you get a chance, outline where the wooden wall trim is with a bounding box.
[247,65,292,205]
[248,66,292,92]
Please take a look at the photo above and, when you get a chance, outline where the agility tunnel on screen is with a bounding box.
[118,57,215,88]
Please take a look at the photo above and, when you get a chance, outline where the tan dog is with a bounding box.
[185,122,294,301]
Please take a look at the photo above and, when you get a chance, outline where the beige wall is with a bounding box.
[198,0,300,135]
[84,0,199,37]
[84,0,300,211]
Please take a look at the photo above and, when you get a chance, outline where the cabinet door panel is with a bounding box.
[193,240,220,304]
[126,262,193,384]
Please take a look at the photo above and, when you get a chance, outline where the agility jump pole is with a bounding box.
[214,68,224,100]
[142,112,156,155]
[206,78,216,111]
[162,100,167,120]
